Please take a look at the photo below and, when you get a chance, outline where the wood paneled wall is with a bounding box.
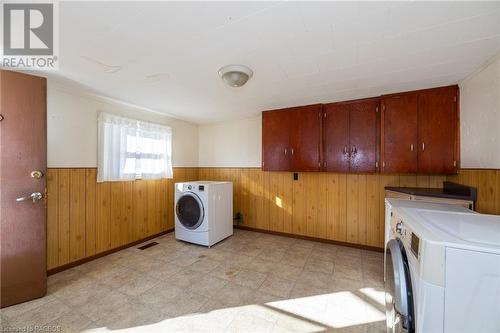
[47,167,499,269]
[446,169,500,215]
[46,167,198,270]
[198,168,450,249]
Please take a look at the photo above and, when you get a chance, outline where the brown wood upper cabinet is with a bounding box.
[381,93,418,173]
[381,85,459,174]
[263,84,459,174]
[417,86,458,173]
[323,99,379,173]
[262,104,322,172]
[262,109,291,171]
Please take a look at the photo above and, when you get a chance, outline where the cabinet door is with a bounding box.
[323,103,350,172]
[290,105,322,171]
[349,99,379,173]
[262,110,290,171]
[417,86,458,173]
[381,94,418,173]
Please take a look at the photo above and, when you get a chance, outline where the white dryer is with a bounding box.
[175,181,233,247]
[385,199,500,333]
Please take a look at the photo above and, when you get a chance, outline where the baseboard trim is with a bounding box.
[458,168,500,171]
[47,229,174,275]
[235,225,384,253]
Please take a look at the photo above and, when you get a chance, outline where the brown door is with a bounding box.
[290,104,322,172]
[323,103,350,172]
[417,86,458,174]
[262,109,290,171]
[349,99,379,173]
[0,70,47,308]
[381,93,418,173]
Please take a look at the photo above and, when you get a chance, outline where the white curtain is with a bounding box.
[137,120,173,180]
[97,112,173,182]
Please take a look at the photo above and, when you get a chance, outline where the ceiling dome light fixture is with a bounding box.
[218,64,253,87]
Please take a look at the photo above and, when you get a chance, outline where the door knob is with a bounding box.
[16,192,43,203]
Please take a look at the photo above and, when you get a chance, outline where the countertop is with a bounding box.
[385,181,477,202]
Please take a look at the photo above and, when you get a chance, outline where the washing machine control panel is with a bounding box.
[183,184,205,192]
[391,212,420,261]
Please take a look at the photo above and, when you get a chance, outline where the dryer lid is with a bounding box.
[417,210,500,251]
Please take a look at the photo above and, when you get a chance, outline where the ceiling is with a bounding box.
[54,1,500,124]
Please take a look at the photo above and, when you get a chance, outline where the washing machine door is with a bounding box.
[385,239,414,333]
[176,192,205,230]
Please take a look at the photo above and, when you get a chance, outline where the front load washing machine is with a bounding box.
[385,199,499,333]
[174,181,233,247]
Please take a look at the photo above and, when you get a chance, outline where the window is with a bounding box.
[97,112,173,182]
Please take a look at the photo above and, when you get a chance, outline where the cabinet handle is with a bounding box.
[291,148,294,156]
[410,144,414,152]
[343,146,348,154]
[351,146,357,154]
[422,142,425,151]
[284,148,287,155]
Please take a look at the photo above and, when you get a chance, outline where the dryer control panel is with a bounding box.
[391,212,420,261]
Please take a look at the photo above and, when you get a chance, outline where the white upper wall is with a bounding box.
[48,54,500,170]
[199,54,500,169]
[198,116,261,167]
[459,55,500,169]
[47,81,199,167]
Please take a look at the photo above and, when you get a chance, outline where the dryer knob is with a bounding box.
[395,222,404,235]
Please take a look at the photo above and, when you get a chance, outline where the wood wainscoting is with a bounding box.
[46,167,499,270]
[446,169,500,215]
[46,167,198,270]
[199,168,451,249]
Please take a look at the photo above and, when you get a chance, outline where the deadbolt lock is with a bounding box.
[31,170,44,179]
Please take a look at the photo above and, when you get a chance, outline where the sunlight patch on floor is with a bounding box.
[359,287,385,306]
[267,289,385,329]
[84,288,385,332]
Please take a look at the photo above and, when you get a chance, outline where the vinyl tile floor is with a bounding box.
[0,230,386,333]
